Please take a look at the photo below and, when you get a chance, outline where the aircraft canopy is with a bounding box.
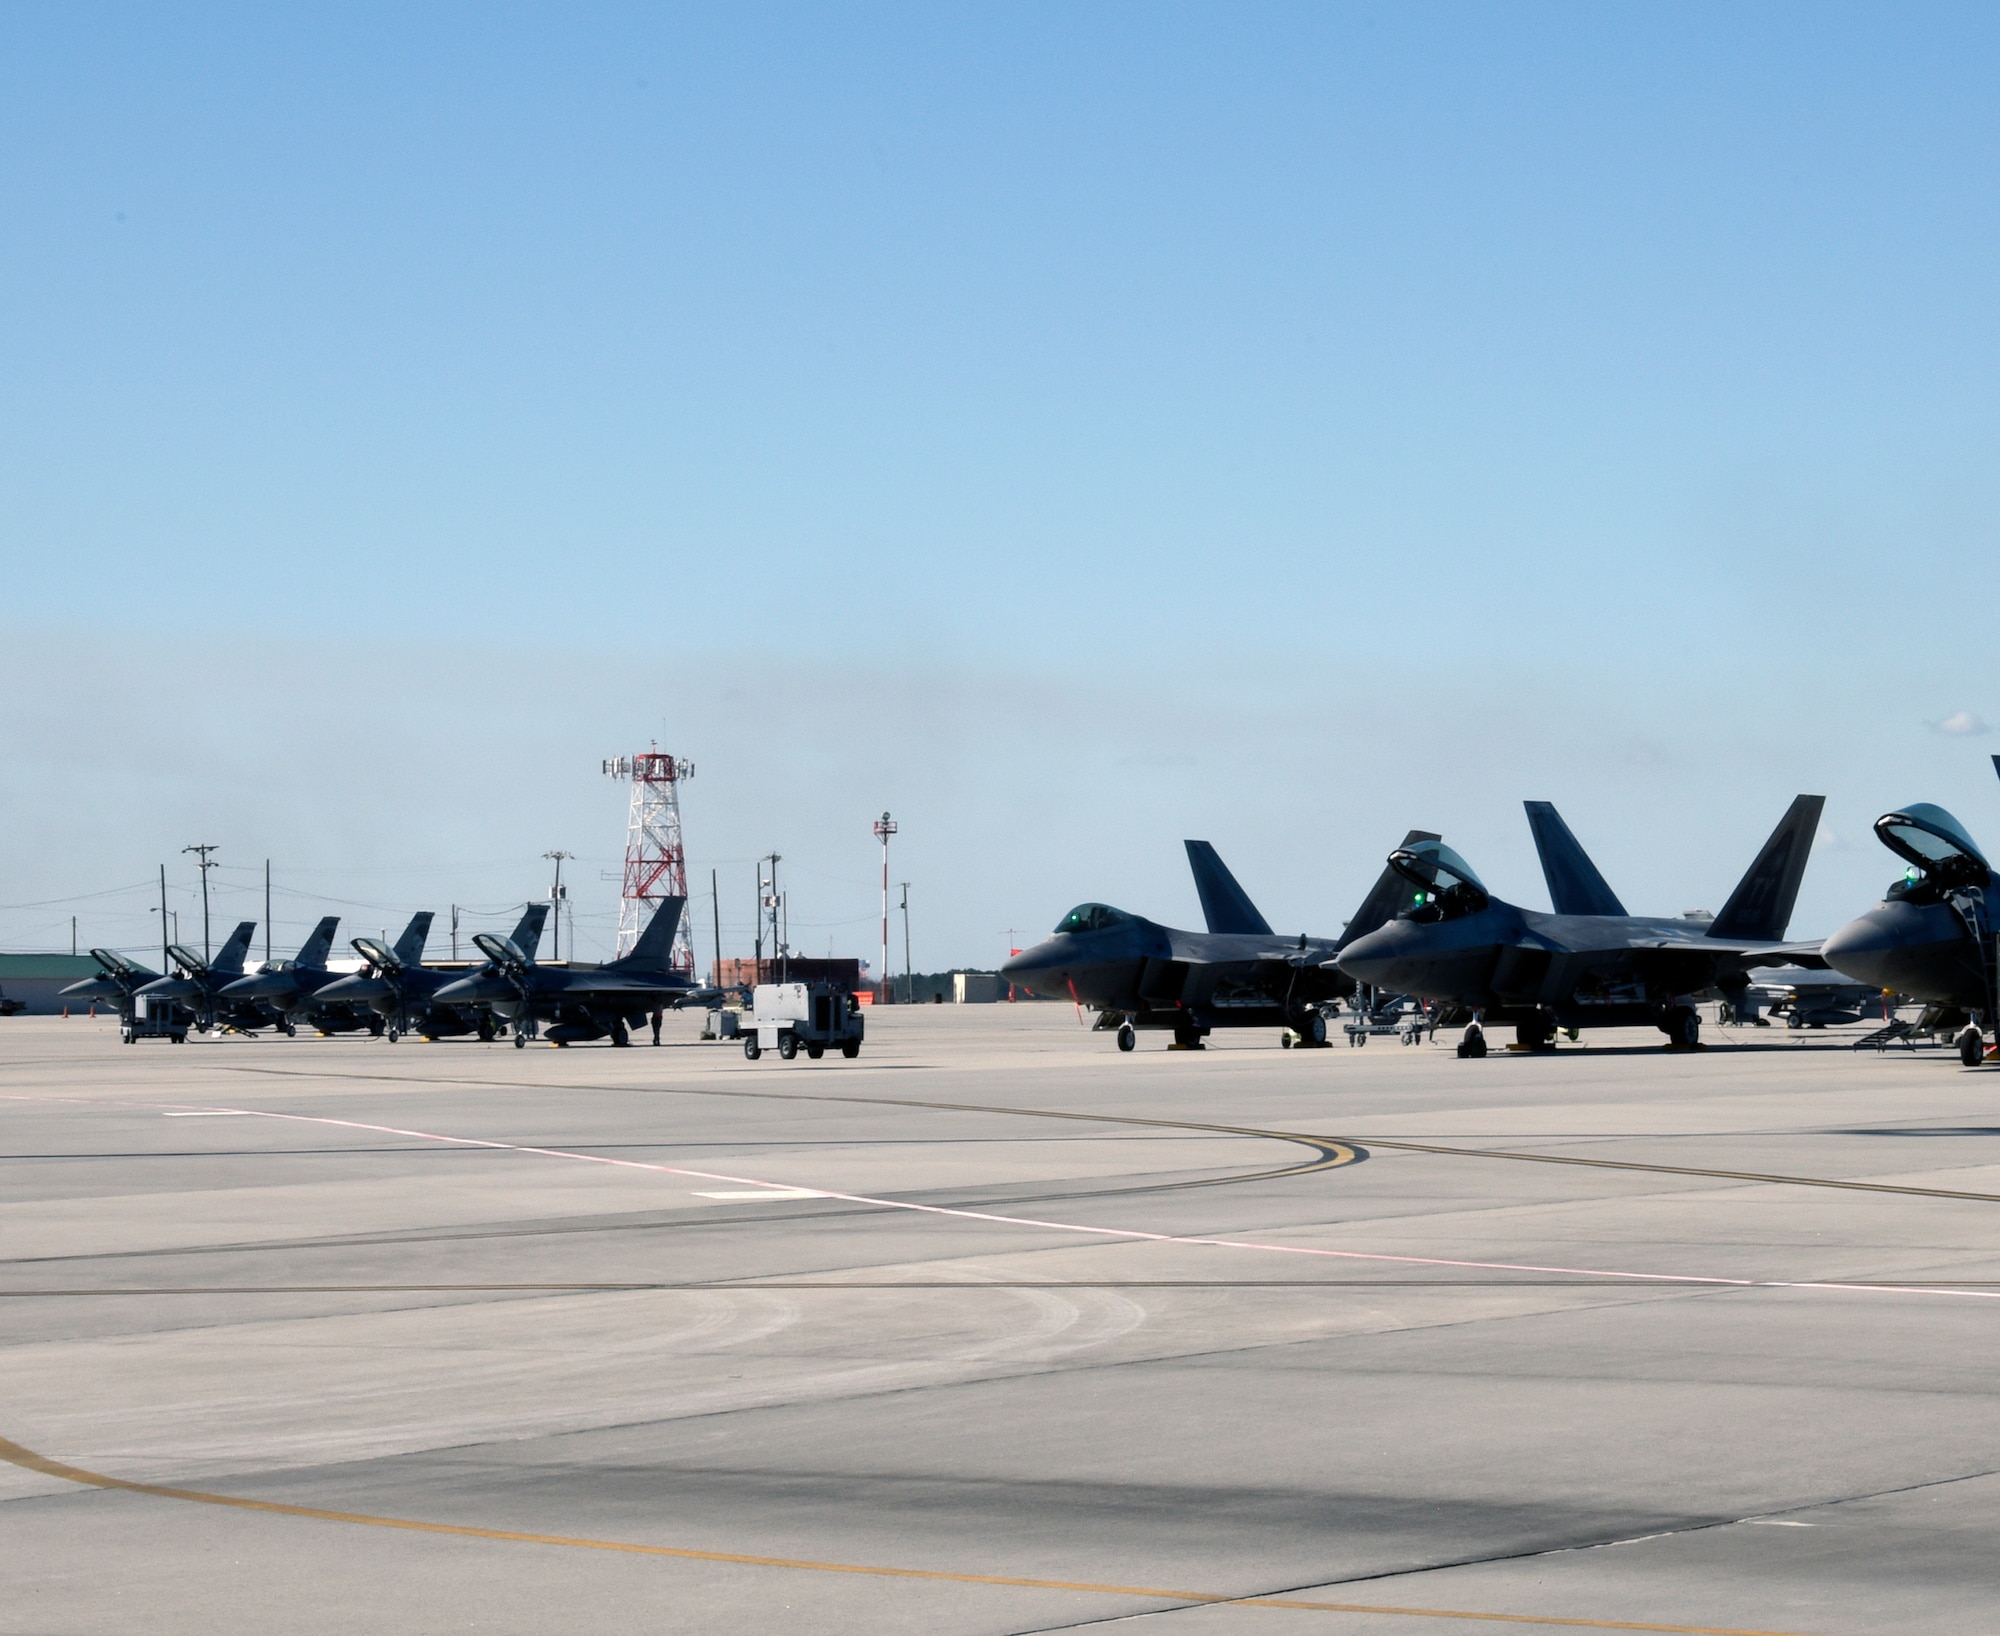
[1054,903,1129,935]
[1876,803,1990,885]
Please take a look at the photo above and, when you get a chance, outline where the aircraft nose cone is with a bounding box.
[1334,922,1423,991]
[999,939,1066,997]
[1822,900,1973,998]
[219,973,283,999]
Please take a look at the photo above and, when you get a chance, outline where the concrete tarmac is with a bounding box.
[3,1008,1998,1634]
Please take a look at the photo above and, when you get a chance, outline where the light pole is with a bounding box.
[872,812,897,1004]
[183,844,219,961]
[543,851,572,961]
[898,882,911,1004]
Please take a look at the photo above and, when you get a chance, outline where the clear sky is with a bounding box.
[3,3,1997,967]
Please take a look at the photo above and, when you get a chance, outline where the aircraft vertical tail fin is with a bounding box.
[295,916,340,969]
[1183,841,1274,935]
[1336,829,1442,950]
[509,903,549,961]
[392,912,433,965]
[1709,795,1825,941]
[212,921,257,975]
[1524,802,1628,917]
[616,897,685,971]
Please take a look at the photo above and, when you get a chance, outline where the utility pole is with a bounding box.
[450,904,459,962]
[543,851,572,962]
[264,860,271,965]
[183,844,219,961]
[873,812,897,1004]
[71,915,77,957]
[898,882,911,1004]
[758,853,782,980]
[158,865,169,969]
[711,867,721,988]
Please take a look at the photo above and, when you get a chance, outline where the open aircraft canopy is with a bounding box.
[1388,840,1491,916]
[473,932,529,967]
[1876,803,1990,886]
[352,936,396,968]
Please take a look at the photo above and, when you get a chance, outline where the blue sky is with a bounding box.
[4,3,1998,965]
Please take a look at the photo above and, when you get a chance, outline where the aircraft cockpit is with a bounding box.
[474,932,529,968]
[167,943,207,974]
[353,936,397,969]
[1388,840,1491,922]
[1053,903,1129,936]
[90,947,139,975]
[1876,803,1991,901]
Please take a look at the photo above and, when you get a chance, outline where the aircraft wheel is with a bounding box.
[477,1018,494,1042]
[1457,1025,1486,1059]
[513,1031,526,1049]
[805,1043,824,1060]
[1280,1034,1292,1048]
[1116,1023,1135,1052]
[387,1028,401,1043]
[1299,1011,1327,1048]
[1959,1026,1984,1067]
[1663,1006,1701,1049]
[611,1017,629,1047]
[841,1040,860,1059]
[743,1036,762,1060]
[778,1033,798,1060]
[368,1018,384,1037]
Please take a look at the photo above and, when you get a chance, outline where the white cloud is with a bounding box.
[1933,710,1990,736]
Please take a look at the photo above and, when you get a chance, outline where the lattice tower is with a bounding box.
[603,746,696,971]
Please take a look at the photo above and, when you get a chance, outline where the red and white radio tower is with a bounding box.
[602,745,696,973]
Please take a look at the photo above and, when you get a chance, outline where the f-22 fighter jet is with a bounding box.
[1336,796,1825,1055]
[1822,757,2000,1066]
[1000,835,1439,1051]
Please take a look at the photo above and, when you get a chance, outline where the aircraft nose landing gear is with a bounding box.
[1958,1025,1987,1067]
[1456,1023,1487,1059]
[1116,1022,1136,1052]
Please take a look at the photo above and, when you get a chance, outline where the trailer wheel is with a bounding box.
[841,1040,860,1059]
[743,1036,761,1060]
[778,1033,798,1060]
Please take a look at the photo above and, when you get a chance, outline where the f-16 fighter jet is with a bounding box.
[1000,834,1438,1051]
[1821,786,1998,1066]
[131,921,262,1033]
[431,896,709,1047]
[60,948,161,1026]
[312,905,548,1042]
[1337,796,1824,1055]
[214,917,345,1031]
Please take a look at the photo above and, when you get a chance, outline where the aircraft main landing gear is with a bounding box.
[1515,1015,1556,1052]
[1661,1005,1701,1049]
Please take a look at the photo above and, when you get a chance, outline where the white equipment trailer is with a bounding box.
[742,981,864,1061]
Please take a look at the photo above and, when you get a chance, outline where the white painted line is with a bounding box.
[694,1188,831,1201]
[161,1111,253,1118]
[1744,1519,1815,1527]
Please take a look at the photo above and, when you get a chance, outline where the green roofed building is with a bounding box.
[0,953,113,1015]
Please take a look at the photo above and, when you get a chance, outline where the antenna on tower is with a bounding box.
[604,743,697,972]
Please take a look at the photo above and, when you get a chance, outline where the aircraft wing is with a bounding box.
[1626,936,1827,969]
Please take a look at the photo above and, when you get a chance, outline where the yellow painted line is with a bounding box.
[0,1434,1826,1635]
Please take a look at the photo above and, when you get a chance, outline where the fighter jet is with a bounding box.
[312,905,548,1042]
[431,896,707,1047]
[131,921,262,1033]
[59,948,162,1028]
[1336,796,1825,1055]
[213,917,345,1031]
[1821,788,1996,1065]
[999,834,1439,1051]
